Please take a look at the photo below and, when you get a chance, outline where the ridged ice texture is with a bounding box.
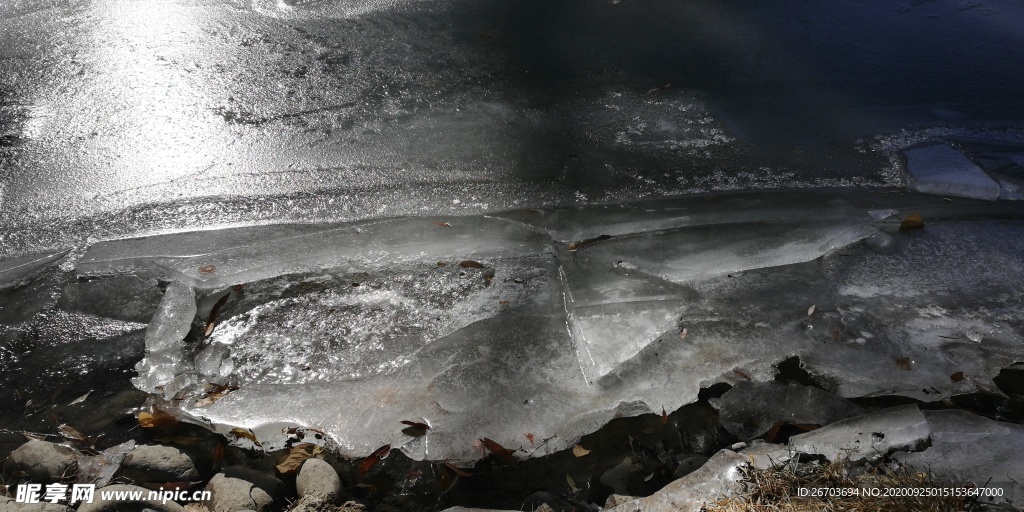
[133,282,197,392]
[81,194,1024,461]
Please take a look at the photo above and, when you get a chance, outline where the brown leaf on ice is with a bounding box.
[203,292,231,337]
[525,433,535,445]
[894,357,913,370]
[661,407,669,426]
[900,213,925,231]
[138,406,178,428]
[194,384,239,408]
[198,265,217,274]
[950,371,965,382]
[572,444,591,457]
[459,260,485,269]
[59,424,87,442]
[401,420,430,437]
[733,368,752,381]
[433,221,452,228]
[229,428,262,447]
[481,438,516,465]
[359,444,391,476]
[275,443,317,474]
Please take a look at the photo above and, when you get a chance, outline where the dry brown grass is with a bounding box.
[705,458,977,512]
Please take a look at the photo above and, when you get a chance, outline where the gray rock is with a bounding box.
[604,494,637,508]
[75,484,185,512]
[296,458,343,502]
[598,455,640,496]
[115,445,200,484]
[3,440,78,483]
[789,404,930,462]
[606,449,748,512]
[0,495,73,511]
[202,466,282,512]
[711,381,863,440]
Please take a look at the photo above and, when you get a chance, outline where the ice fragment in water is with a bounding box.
[0,250,67,289]
[145,282,196,352]
[195,343,229,378]
[789,405,930,462]
[904,143,1000,200]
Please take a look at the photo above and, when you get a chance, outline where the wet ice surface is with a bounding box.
[5,0,1024,256]
[42,192,1021,463]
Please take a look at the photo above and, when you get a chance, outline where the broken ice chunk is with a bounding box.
[0,250,67,289]
[77,217,550,290]
[789,404,930,462]
[145,282,196,353]
[605,449,747,512]
[894,410,1024,503]
[195,343,229,378]
[580,220,877,284]
[904,143,1000,200]
[711,381,863,440]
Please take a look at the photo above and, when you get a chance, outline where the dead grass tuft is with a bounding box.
[705,458,978,512]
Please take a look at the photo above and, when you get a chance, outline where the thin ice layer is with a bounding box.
[0,250,67,289]
[77,217,551,290]
[578,219,877,284]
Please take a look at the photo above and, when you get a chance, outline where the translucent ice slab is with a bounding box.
[78,217,551,290]
[0,250,67,289]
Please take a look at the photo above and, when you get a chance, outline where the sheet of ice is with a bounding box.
[78,217,551,290]
[710,381,863,440]
[577,219,877,285]
[0,250,67,289]
[904,143,1000,200]
[605,449,747,512]
[894,410,1024,503]
[789,405,930,462]
[134,282,197,392]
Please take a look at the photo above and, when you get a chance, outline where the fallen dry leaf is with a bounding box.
[900,213,925,231]
[275,444,318,474]
[661,407,669,426]
[138,406,178,428]
[69,392,90,405]
[459,260,485,269]
[951,371,965,382]
[203,292,231,337]
[198,265,217,274]
[567,234,613,251]
[807,304,816,316]
[525,433,535,445]
[572,444,591,457]
[481,438,516,465]
[895,357,913,371]
[229,428,262,447]
[359,444,391,476]
[59,424,87,442]
[400,420,430,438]
[433,221,452,228]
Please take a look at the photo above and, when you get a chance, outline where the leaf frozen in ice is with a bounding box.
[359,444,391,476]
[203,292,231,337]
[138,406,178,428]
[900,213,925,231]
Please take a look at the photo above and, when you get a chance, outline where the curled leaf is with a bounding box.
[359,444,391,476]
[229,428,262,447]
[204,292,231,337]
[572,444,591,457]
